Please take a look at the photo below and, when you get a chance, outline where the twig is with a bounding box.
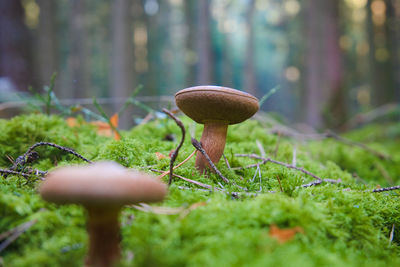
[389,224,395,246]
[222,154,231,169]
[151,169,212,190]
[325,130,391,160]
[20,142,92,166]
[191,138,230,183]
[374,162,394,185]
[372,185,400,193]
[292,144,297,167]
[344,103,399,129]
[177,186,274,197]
[234,154,322,182]
[269,126,392,161]
[256,140,266,158]
[273,131,281,158]
[301,178,342,188]
[0,169,44,178]
[0,219,37,253]
[162,108,186,185]
[157,150,196,179]
[276,175,284,192]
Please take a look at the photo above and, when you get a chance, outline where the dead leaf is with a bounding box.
[66,117,79,127]
[155,152,167,160]
[179,202,207,219]
[269,224,304,244]
[130,202,207,219]
[91,113,120,140]
[131,203,185,215]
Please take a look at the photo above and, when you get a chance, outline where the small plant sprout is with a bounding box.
[39,161,167,267]
[175,86,259,173]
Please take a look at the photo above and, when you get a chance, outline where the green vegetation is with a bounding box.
[1,113,400,266]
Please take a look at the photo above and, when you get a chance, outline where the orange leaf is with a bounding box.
[110,113,120,140]
[90,113,120,140]
[155,152,167,160]
[269,224,304,244]
[66,117,78,127]
[110,113,119,128]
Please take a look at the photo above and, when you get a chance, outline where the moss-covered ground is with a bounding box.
[1,113,400,266]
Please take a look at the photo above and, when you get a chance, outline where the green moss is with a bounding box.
[1,114,400,266]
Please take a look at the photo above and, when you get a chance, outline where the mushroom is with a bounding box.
[175,85,259,173]
[39,161,167,267]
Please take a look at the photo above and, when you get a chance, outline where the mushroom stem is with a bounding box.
[195,121,228,173]
[85,207,121,267]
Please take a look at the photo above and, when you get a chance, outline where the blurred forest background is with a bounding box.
[0,0,399,129]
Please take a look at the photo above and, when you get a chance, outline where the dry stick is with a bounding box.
[269,126,391,161]
[374,162,394,185]
[389,224,395,246]
[177,186,273,198]
[162,108,186,185]
[222,154,231,170]
[0,169,41,178]
[21,142,92,164]
[301,178,342,188]
[152,169,213,190]
[292,144,297,167]
[191,138,230,183]
[157,150,196,179]
[325,130,391,160]
[234,154,323,182]
[276,175,284,192]
[372,185,400,193]
[273,131,281,158]
[0,219,37,253]
[256,139,266,158]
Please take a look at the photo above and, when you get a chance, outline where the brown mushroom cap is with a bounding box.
[40,161,167,207]
[175,85,259,124]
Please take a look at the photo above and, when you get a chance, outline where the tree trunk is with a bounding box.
[303,0,344,129]
[184,0,197,86]
[0,0,31,92]
[111,0,134,128]
[367,0,395,106]
[386,0,400,102]
[68,0,90,99]
[243,0,257,96]
[196,0,212,84]
[35,0,58,91]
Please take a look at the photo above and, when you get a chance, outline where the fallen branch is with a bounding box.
[269,126,392,161]
[157,150,196,179]
[0,169,45,178]
[372,185,400,193]
[0,219,37,253]
[325,130,391,161]
[152,169,213,190]
[177,186,274,198]
[234,154,322,182]
[344,103,399,129]
[19,142,92,166]
[301,178,342,188]
[191,138,230,183]
[162,108,186,185]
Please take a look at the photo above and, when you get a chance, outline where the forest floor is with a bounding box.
[0,110,400,266]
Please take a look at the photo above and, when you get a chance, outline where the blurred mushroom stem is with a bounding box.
[85,207,121,267]
[196,121,228,173]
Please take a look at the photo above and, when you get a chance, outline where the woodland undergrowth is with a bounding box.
[0,111,399,267]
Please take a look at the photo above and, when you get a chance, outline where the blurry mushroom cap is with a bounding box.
[40,161,167,207]
[175,85,259,124]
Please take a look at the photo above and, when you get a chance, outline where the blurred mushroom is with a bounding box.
[39,161,167,267]
[175,86,259,173]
